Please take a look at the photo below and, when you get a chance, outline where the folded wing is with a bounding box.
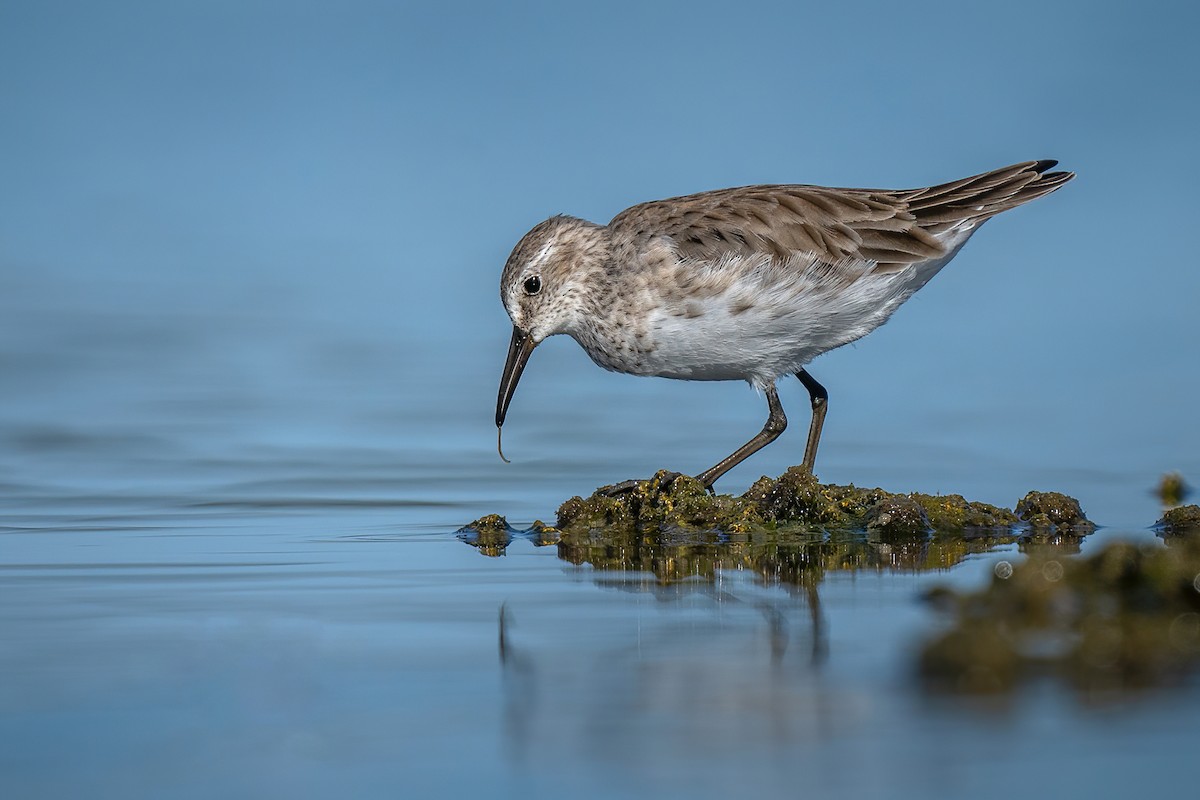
[608,160,1074,274]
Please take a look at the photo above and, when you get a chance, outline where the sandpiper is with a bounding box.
[496,160,1073,489]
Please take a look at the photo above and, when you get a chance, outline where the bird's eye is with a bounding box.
[523,275,541,295]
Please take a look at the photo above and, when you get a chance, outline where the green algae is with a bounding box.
[1015,490,1095,532]
[553,467,1063,540]
[910,493,1019,531]
[557,471,765,533]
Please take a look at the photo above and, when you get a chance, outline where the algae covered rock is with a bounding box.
[866,495,932,537]
[557,470,764,533]
[919,536,1200,694]
[555,467,898,534]
[528,519,562,546]
[1015,491,1095,533]
[552,468,1094,543]
[457,513,515,557]
[461,513,511,534]
[1158,504,1200,538]
[910,493,1019,531]
[752,467,886,525]
[458,515,561,556]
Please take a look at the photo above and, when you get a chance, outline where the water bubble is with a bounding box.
[994,561,1013,580]
[1042,560,1064,582]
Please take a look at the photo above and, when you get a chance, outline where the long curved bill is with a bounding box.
[496,326,537,462]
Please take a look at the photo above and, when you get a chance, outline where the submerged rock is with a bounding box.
[462,513,511,534]
[458,514,513,557]
[459,514,561,555]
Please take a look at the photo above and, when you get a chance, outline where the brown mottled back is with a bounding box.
[608,160,1073,273]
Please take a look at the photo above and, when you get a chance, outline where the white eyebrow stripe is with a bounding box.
[528,241,555,270]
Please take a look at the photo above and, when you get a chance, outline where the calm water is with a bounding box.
[1,271,1196,800]
[5,2,1200,797]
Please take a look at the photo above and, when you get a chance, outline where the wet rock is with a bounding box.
[553,470,1095,544]
[557,470,764,533]
[866,495,932,537]
[1158,504,1200,538]
[753,467,886,524]
[462,513,511,534]
[528,519,561,546]
[910,493,1019,531]
[1015,491,1095,533]
[457,514,514,557]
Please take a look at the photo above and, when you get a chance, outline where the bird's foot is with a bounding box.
[597,471,685,497]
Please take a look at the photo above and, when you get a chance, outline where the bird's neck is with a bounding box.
[563,236,652,371]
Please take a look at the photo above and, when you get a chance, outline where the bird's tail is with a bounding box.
[901,160,1075,235]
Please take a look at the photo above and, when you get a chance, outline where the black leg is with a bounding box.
[695,384,787,490]
[795,368,828,474]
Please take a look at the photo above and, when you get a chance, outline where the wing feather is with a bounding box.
[608,161,1073,274]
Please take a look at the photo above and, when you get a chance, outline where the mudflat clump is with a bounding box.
[556,470,765,534]
[461,513,511,534]
[1158,504,1200,538]
[552,467,1078,539]
[1015,491,1095,533]
[457,513,516,557]
[865,495,932,537]
[910,493,1019,530]
[919,532,1200,694]
[458,514,561,556]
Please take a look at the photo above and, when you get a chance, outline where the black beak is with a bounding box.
[496,326,537,429]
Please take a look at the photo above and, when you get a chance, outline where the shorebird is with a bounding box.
[495,160,1073,489]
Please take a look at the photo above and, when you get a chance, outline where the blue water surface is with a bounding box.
[3,2,1199,798]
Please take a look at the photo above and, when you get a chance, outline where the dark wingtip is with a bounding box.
[1039,170,1076,186]
[1029,161,1075,189]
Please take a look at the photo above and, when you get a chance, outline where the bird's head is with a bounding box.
[495,215,610,449]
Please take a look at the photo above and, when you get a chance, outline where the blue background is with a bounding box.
[2,0,1197,519]
[4,3,1200,798]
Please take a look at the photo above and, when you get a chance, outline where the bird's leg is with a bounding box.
[796,368,828,474]
[694,384,787,490]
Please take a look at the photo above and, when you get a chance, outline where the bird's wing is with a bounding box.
[608,161,1073,273]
